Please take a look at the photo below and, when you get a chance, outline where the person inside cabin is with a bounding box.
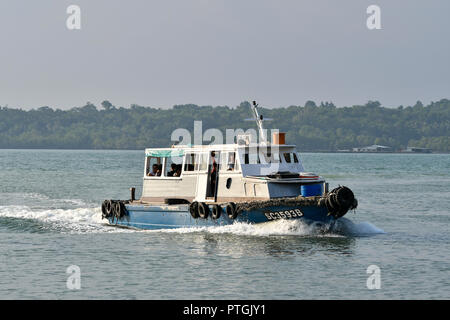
[148,164,159,176]
[167,163,177,177]
[173,164,182,177]
[157,164,162,176]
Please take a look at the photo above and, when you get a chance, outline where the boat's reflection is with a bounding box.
[171,231,356,260]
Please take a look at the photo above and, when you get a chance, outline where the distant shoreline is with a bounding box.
[2,100,449,153]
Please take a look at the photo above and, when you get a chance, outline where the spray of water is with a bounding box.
[0,204,127,233]
[150,218,384,237]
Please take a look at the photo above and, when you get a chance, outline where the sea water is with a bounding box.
[0,150,448,299]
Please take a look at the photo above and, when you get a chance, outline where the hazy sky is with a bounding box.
[0,0,449,109]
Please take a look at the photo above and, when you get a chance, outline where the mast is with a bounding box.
[251,100,268,144]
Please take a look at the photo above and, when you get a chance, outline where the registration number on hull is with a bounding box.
[264,209,304,221]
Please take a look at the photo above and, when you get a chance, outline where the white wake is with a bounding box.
[150,218,385,237]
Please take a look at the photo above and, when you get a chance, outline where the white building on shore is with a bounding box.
[352,145,392,152]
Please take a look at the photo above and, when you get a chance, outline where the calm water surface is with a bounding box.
[0,150,449,299]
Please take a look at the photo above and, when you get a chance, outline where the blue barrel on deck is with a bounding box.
[301,184,323,197]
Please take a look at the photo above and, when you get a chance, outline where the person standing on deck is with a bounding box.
[209,151,218,197]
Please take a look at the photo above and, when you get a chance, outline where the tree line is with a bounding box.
[0,99,449,152]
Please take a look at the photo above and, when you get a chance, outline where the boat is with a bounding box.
[101,101,358,230]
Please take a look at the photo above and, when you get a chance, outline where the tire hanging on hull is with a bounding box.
[189,201,199,219]
[211,204,222,219]
[101,201,107,218]
[198,202,210,219]
[113,201,125,219]
[325,186,358,218]
[102,200,128,221]
[102,200,114,219]
[226,202,238,219]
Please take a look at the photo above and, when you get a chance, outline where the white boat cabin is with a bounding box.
[140,142,324,204]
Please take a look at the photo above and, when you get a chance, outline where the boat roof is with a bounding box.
[144,143,298,155]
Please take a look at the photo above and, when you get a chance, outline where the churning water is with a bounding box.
[0,150,448,299]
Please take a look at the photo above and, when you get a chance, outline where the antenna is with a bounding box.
[250,100,269,144]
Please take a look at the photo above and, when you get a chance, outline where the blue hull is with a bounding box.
[107,203,334,230]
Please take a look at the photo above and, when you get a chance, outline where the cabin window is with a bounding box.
[164,155,183,177]
[293,152,299,163]
[260,152,270,164]
[197,153,208,171]
[226,152,236,171]
[243,148,260,165]
[273,152,281,163]
[220,152,227,170]
[220,152,237,171]
[248,152,260,164]
[184,153,197,172]
[283,153,292,163]
[260,151,280,164]
[146,156,162,177]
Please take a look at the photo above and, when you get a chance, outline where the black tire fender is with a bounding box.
[113,201,122,218]
[101,200,108,218]
[226,202,238,219]
[189,201,199,219]
[198,202,210,219]
[105,200,113,217]
[211,204,222,219]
